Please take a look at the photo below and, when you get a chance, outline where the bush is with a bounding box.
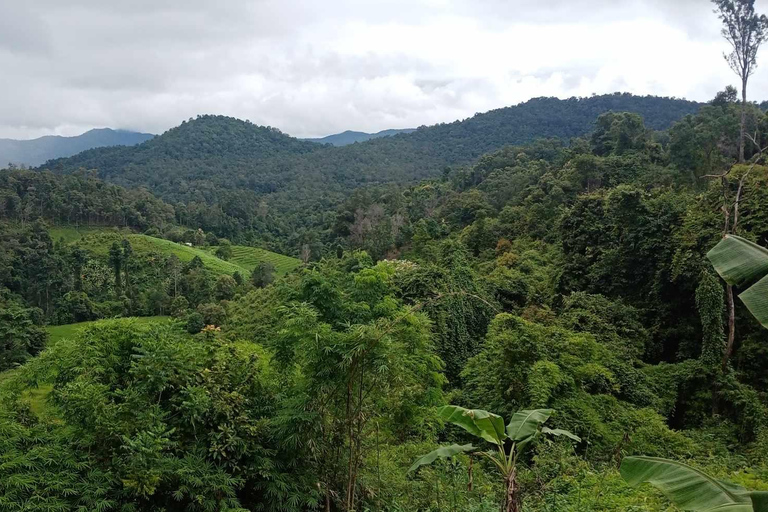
[185,311,205,333]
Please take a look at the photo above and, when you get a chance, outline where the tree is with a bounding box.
[214,274,237,300]
[409,406,578,512]
[712,84,739,106]
[300,243,311,264]
[251,261,275,288]
[703,140,767,372]
[109,241,123,297]
[69,246,88,292]
[591,111,649,156]
[121,238,133,304]
[0,295,46,370]
[166,254,182,298]
[713,0,768,162]
[215,240,233,260]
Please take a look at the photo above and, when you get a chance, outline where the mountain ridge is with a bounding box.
[304,128,417,146]
[1,128,154,167]
[38,93,703,250]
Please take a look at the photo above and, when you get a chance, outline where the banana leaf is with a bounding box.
[708,235,768,329]
[438,405,506,445]
[408,443,475,474]
[621,456,751,511]
[541,426,581,442]
[506,409,553,442]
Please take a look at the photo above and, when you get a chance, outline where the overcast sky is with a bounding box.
[1,0,767,140]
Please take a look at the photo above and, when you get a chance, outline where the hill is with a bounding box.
[0,128,154,167]
[40,94,701,252]
[55,227,301,276]
[304,128,416,146]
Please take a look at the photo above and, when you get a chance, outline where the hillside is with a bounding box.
[0,128,154,167]
[40,94,701,252]
[57,228,301,276]
[304,128,416,146]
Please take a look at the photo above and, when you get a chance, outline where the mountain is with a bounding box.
[40,94,701,252]
[0,128,154,167]
[304,128,416,146]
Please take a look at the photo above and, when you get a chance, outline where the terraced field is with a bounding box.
[204,244,301,275]
[49,226,301,276]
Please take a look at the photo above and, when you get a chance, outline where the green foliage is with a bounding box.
[5,94,768,511]
[8,318,306,511]
[620,456,764,511]
[407,443,475,473]
[215,239,233,260]
[708,235,768,328]
[41,96,699,254]
[251,261,275,288]
[395,245,496,384]
[412,404,577,511]
[697,269,727,367]
[0,294,46,371]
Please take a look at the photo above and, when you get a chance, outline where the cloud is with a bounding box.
[1,0,766,139]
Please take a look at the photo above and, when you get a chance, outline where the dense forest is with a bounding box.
[41,94,701,255]
[3,2,768,506]
[1,87,767,510]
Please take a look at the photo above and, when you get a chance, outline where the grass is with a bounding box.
[73,232,248,275]
[49,225,127,244]
[46,316,171,345]
[49,226,301,277]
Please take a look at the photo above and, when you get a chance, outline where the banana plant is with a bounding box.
[409,405,579,512]
[621,456,768,511]
[708,234,768,329]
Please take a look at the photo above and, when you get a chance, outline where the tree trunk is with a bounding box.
[722,284,736,372]
[739,78,747,163]
[504,469,519,512]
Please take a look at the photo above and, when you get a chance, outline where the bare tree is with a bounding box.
[712,0,768,162]
[300,243,311,264]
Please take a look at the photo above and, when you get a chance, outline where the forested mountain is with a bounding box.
[0,128,154,167]
[3,94,768,511]
[41,94,701,254]
[304,128,416,146]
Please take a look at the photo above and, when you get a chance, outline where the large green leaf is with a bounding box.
[407,443,475,474]
[506,409,553,442]
[438,405,507,445]
[708,236,768,329]
[707,235,768,287]
[541,426,581,442]
[620,456,751,511]
[738,275,768,329]
[751,492,768,512]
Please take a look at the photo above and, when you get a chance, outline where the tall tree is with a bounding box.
[712,0,768,162]
[121,239,133,303]
[109,242,122,297]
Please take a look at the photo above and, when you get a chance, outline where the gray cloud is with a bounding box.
[1,0,767,139]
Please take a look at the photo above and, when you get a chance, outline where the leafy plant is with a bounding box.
[708,234,768,328]
[409,405,579,512]
[621,455,768,511]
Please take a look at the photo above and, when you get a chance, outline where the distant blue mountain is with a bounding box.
[304,128,416,146]
[0,128,154,167]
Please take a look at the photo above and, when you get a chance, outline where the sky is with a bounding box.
[1,0,767,140]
